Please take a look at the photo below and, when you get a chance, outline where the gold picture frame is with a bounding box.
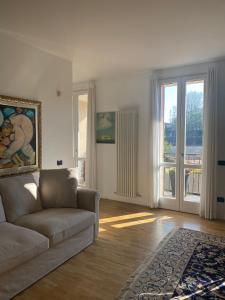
[0,95,42,176]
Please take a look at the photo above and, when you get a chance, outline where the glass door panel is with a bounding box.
[159,77,205,214]
[160,166,176,199]
[161,83,177,164]
[182,79,204,208]
[184,168,202,203]
[159,82,179,210]
[184,80,204,166]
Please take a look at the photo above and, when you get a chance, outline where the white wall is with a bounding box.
[96,64,225,220]
[0,33,74,169]
[96,72,151,206]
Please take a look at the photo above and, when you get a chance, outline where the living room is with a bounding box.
[0,1,225,299]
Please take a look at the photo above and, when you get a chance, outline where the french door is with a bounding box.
[159,76,205,214]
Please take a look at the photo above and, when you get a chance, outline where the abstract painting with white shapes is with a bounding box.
[0,95,41,176]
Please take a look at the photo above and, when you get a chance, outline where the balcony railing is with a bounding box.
[164,153,202,165]
[164,170,202,195]
[163,152,202,196]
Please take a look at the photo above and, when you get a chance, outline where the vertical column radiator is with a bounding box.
[116,110,138,198]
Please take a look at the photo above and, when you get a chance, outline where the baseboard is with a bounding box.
[101,193,148,207]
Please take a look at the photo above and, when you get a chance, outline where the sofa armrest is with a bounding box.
[0,196,6,223]
[77,188,100,239]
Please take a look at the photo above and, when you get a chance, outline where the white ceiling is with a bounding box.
[1,0,225,82]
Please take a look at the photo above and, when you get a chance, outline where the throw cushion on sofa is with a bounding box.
[40,168,78,208]
[0,173,42,223]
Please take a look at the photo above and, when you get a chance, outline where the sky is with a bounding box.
[164,81,204,123]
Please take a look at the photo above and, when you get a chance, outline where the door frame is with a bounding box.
[158,74,206,214]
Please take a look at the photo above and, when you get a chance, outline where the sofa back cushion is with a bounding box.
[0,197,6,223]
[40,168,78,209]
[0,173,42,223]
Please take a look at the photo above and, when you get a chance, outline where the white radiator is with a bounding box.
[116,110,138,198]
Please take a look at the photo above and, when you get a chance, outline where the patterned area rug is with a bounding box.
[118,228,225,300]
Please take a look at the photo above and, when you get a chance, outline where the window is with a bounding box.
[74,93,88,185]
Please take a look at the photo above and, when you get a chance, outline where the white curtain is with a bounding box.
[200,62,225,219]
[149,78,161,208]
[85,81,97,189]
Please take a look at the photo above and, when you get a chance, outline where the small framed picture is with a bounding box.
[96,112,115,144]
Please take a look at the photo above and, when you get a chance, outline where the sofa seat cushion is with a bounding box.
[0,222,49,276]
[15,208,96,247]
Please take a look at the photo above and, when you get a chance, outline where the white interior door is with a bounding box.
[159,76,205,214]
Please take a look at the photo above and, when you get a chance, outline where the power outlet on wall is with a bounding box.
[57,160,63,166]
[217,197,225,203]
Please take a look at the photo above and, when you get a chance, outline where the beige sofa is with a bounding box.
[0,169,100,300]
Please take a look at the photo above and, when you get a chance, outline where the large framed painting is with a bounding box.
[0,95,41,176]
[96,112,115,144]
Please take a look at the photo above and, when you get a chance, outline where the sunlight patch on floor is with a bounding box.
[111,217,157,228]
[159,216,173,220]
[100,212,154,224]
[99,210,174,231]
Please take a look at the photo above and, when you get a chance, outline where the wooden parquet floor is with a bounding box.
[15,199,225,300]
